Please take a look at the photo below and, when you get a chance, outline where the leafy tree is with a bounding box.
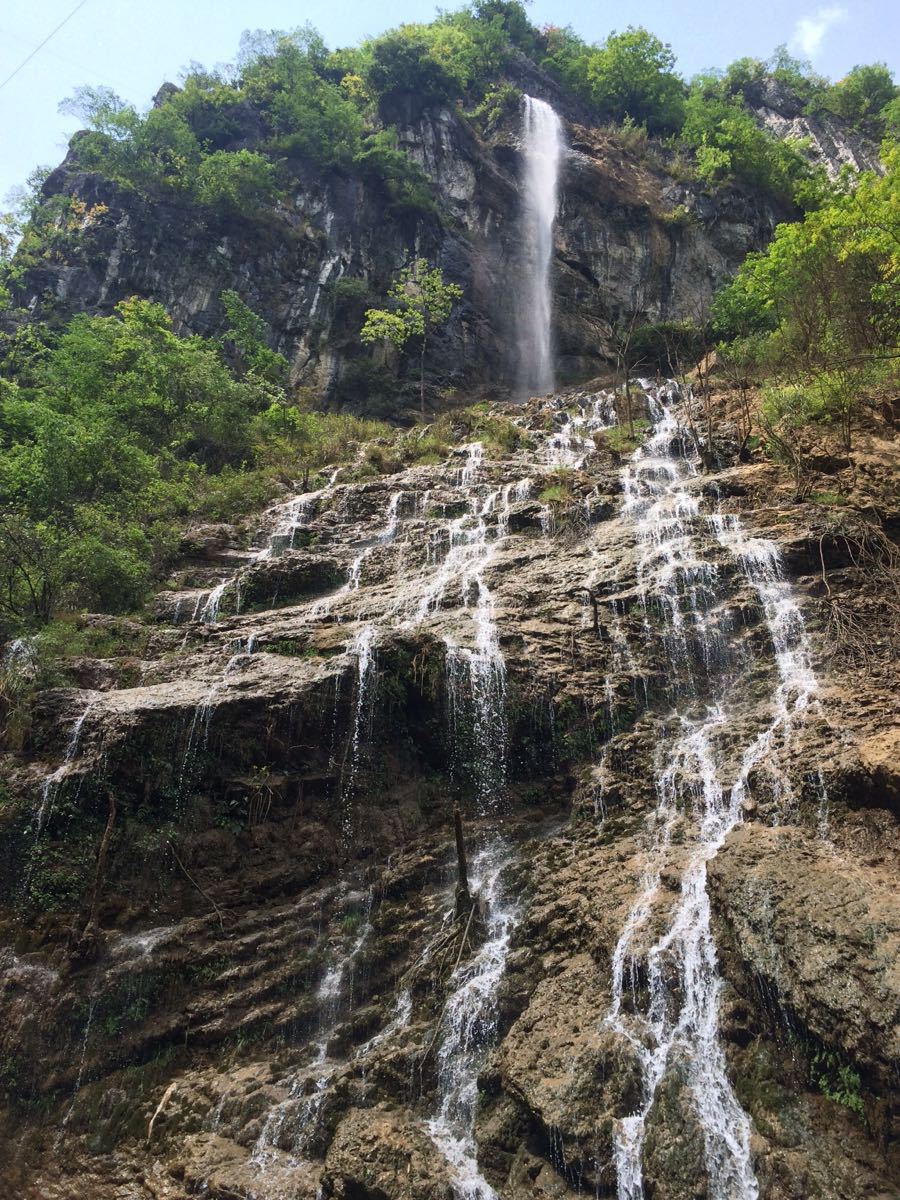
[220,290,289,382]
[586,27,685,132]
[166,69,250,150]
[720,56,767,99]
[360,259,463,415]
[353,130,435,215]
[816,63,898,136]
[681,89,811,200]
[541,25,592,91]
[60,87,202,193]
[713,148,900,450]
[365,25,470,109]
[239,26,364,164]
[768,44,828,105]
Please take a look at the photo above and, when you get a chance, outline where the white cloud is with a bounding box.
[791,5,849,58]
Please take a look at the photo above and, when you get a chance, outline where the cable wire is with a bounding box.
[0,0,91,94]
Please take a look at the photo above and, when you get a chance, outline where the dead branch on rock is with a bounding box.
[817,514,900,663]
[166,838,227,931]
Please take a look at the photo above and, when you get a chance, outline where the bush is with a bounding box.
[195,150,276,212]
[681,90,810,201]
[544,25,685,133]
[353,131,436,215]
[814,62,898,137]
[239,27,364,165]
[365,25,471,108]
[0,298,282,632]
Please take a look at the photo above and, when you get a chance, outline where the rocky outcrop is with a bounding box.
[746,78,884,178]
[9,88,789,406]
[710,825,900,1085]
[0,385,897,1198]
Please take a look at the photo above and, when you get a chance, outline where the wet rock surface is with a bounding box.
[0,386,897,1199]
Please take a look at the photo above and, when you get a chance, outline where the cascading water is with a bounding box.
[427,843,517,1200]
[252,889,374,1168]
[601,384,825,1200]
[36,701,95,831]
[517,97,564,398]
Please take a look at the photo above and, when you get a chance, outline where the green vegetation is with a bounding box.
[2,1,887,236]
[361,259,463,415]
[680,88,810,200]
[543,25,685,133]
[0,1,896,636]
[810,1047,866,1117]
[712,145,899,467]
[601,419,652,455]
[0,295,390,638]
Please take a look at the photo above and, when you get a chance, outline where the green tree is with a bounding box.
[239,26,363,164]
[817,63,898,135]
[220,290,289,383]
[360,259,463,415]
[713,147,900,451]
[681,89,811,200]
[586,27,685,132]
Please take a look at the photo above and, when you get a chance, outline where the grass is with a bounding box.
[810,490,849,506]
[539,484,571,504]
[601,418,651,454]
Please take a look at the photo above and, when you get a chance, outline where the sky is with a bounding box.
[2,0,898,205]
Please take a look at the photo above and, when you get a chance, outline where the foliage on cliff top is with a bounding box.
[711,145,899,459]
[10,0,890,231]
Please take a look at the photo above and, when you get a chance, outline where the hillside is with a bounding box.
[0,6,898,1200]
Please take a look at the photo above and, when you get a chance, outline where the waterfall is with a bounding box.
[601,386,825,1200]
[36,702,95,831]
[427,843,517,1200]
[518,96,564,398]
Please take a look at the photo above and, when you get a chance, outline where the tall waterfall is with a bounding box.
[517,96,563,397]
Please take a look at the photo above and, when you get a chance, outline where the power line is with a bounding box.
[0,0,91,94]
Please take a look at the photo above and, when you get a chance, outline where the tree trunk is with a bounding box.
[420,336,427,419]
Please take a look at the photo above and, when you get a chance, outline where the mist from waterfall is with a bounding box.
[517,96,563,398]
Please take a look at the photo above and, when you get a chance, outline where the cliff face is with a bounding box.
[9,96,787,405]
[745,78,885,178]
[0,380,896,1200]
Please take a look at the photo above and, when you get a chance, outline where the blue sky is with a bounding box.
[2,0,897,204]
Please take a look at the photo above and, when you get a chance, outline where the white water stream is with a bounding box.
[604,387,824,1200]
[518,97,564,398]
[427,843,518,1200]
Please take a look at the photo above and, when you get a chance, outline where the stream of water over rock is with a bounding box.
[16,371,854,1198]
[602,390,824,1200]
[17,101,832,1181]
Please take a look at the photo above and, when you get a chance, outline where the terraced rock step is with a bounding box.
[1,385,897,1200]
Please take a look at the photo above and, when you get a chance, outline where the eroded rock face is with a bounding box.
[709,824,900,1088]
[7,76,796,405]
[745,79,884,179]
[0,386,897,1199]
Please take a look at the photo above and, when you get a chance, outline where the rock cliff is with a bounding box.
[0,379,896,1199]
[5,82,792,406]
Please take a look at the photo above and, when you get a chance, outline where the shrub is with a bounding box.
[353,130,436,215]
[195,150,276,212]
